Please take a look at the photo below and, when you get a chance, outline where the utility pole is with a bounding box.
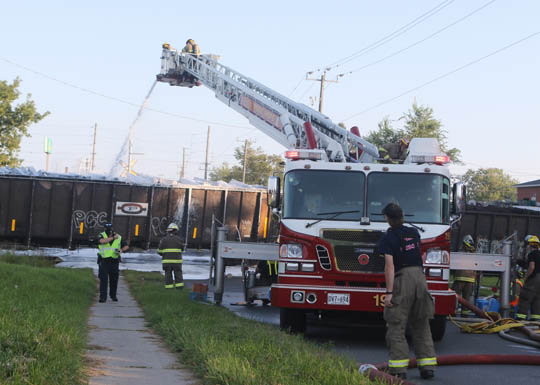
[180,147,187,179]
[204,126,211,180]
[43,136,52,172]
[242,139,248,183]
[91,123,97,172]
[306,69,338,113]
[127,139,133,176]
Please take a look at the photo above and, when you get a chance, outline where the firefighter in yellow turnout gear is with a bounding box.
[158,223,184,289]
[516,236,540,321]
[452,235,477,316]
[377,203,437,381]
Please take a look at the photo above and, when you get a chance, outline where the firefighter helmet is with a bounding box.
[463,234,475,251]
[527,235,540,245]
[167,223,179,232]
[399,137,410,147]
[104,222,113,232]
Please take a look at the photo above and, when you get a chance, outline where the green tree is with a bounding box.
[402,101,461,162]
[210,140,284,185]
[364,116,405,148]
[459,168,518,202]
[0,77,49,167]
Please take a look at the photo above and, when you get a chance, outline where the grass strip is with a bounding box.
[124,271,376,385]
[0,253,96,385]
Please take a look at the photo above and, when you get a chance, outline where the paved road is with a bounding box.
[211,276,540,385]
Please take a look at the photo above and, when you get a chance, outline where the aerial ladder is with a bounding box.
[156,44,379,163]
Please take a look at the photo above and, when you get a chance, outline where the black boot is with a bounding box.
[420,369,435,379]
[394,372,407,380]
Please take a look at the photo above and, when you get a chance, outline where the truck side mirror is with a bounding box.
[267,176,281,208]
[452,182,466,214]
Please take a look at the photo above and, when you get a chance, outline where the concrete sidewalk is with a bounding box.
[86,274,199,385]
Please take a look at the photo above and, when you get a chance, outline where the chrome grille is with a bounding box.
[322,230,385,273]
[316,245,332,270]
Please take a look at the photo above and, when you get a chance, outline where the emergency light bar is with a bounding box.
[285,150,323,161]
[410,155,450,165]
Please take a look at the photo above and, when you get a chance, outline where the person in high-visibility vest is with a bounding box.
[452,235,477,316]
[516,236,540,321]
[158,223,184,289]
[97,222,129,303]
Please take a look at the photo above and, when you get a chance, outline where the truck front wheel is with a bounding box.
[280,308,306,333]
[430,315,447,341]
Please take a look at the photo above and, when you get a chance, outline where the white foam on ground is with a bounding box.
[1,247,242,280]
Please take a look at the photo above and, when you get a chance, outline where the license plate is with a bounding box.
[327,293,350,305]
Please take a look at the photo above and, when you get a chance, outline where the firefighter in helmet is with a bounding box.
[182,38,200,56]
[515,236,540,321]
[158,223,184,289]
[379,137,410,164]
[452,235,477,316]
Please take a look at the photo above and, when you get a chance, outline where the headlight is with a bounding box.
[425,248,449,264]
[279,243,303,259]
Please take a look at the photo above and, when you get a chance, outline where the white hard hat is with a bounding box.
[167,223,179,232]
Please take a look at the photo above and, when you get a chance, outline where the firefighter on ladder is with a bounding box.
[379,137,410,164]
[515,236,540,321]
[182,38,200,56]
[452,235,477,316]
[158,223,184,289]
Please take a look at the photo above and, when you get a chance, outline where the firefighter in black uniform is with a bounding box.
[377,203,437,380]
[97,222,129,303]
[158,223,184,289]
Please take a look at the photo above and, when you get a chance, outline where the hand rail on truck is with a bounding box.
[450,240,512,317]
[212,226,279,304]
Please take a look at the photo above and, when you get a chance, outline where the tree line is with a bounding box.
[0,77,518,202]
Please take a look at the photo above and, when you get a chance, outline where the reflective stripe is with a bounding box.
[267,260,278,276]
[417,357,437,367]
[530,314,540,320]
[515,313,527,320]
[455,277,475,283]
[388,359,409,368]
[158,248,183,253]
[175,282,184,287]
[165,284,174,289]
[162,259,183,264]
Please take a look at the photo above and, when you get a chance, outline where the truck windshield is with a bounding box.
[283,170,365,220]
[367,173,450,224]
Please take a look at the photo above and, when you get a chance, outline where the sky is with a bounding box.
[1,0,539,182]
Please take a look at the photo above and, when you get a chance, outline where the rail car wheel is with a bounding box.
[280,308,306,333]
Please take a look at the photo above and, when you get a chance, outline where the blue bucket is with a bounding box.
[487,298,500,312]
[475,298,489,311]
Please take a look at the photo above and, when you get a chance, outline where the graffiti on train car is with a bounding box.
[151,216,168,236]
[72,210,108,229]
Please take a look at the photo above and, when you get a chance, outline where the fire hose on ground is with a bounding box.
[358,294,540,385]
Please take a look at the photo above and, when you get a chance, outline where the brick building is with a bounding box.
[514,179,540,204]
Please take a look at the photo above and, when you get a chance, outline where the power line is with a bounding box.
[342,31,540,121]
[339,0,497,77]
[0,57,252,130]
[311,0,454,74]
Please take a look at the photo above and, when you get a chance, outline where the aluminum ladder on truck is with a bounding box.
[156,44,379,163]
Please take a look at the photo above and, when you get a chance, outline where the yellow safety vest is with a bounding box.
[98,232,122,259]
